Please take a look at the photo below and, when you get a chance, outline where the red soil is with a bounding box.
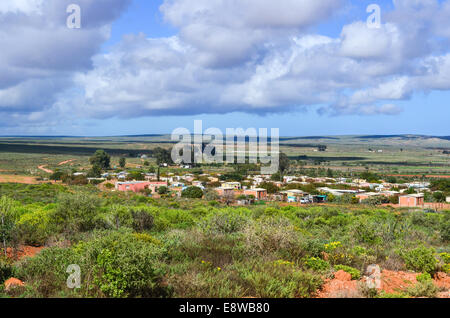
[316,270,359,298]
[317,268,450,298]
[6,245,44,261]
[379,270,417,293]
[4,278,25,291]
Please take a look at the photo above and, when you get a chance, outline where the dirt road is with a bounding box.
[38,165,53,174]
[58,159,75,166]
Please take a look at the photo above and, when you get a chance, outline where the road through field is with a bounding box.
[58,159,75,165]
[38,165,53,173]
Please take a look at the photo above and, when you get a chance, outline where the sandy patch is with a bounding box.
[0,174,39,184]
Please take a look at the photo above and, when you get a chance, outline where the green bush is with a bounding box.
[406,280,438,298]
[0,257,14,284]
[416,272,432,283]
[334,265,361,280]
[181,187,203,199]
[401,246,437,274]
[235,261,323,298]
[303,257,330,271]
[18,231,172,298]
[16,208,52,245]
[52,193,102,233]
[201,210,247,234]
[131,209,154,232]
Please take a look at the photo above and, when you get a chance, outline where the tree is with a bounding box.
[157,186,169,195]
[153,147,173,165]
[327,168,334,178]
[50,170,67,181]
[128,171,145,181]
[433,191,446,203]
[204,189,220,201]
[182,186,204,199]
[260,182,278,194]
[89,150,111,170]
[271,172,282,182]
[87,164,102,178]
[119,157,126,168]
[278,152,290,174]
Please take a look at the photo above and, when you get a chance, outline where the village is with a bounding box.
[76,164,450,210]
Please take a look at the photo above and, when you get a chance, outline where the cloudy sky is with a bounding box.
[0,0,449,136]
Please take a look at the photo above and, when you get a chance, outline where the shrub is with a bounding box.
[438,253,450,273]
[303,257,330,271]
[243,218,300,257]
[181,187,203,199]
[406,280,438,298]
[52,193,102,233]
[302,239,326,258]
[376,291,409,298]
[401,246,437,274]
[0,257,14,284]
[16,208,52,246]
[352,218,382,245]
[201,210,247,234]
[131,210,154,232]
[235,260,323,298]
[18,231,171,298]
[416,272,432,283]
[334,265,361,280]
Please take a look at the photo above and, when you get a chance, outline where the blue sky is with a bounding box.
[0,0,449,136]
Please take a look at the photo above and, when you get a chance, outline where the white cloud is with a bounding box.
[2,0,450,132]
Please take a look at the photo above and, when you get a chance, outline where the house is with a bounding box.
[115,181,167,193]
[283,176,297,183]
[244,188,267,201]
[318,187,360,196]
[208,176,219,183]
[399,194,424,207]
[312,195,328,203]
[356,192,380,201]
[192,180,204,187]
[222,182,241,189]
[146,181,168,193]
[215,187,236,198]
[145,173,157,181]
[280,189,306,202]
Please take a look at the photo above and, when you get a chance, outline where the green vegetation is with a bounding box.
[0,183,447,298]
[0,134,449,298]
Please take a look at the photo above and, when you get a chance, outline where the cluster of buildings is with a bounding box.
[101,170,448,208]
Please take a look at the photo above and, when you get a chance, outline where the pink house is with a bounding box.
[115,181,168,193]
[399,194,424,207]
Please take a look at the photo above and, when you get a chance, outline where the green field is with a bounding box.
[0,134,448,178]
